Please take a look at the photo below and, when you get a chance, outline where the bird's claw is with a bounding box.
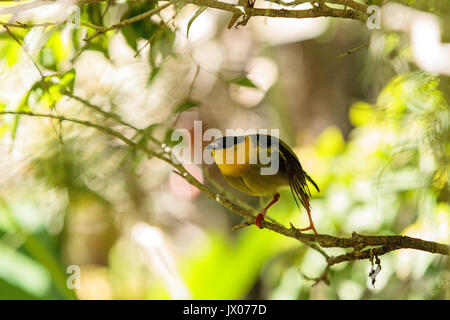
[255,213,265,229]
[297,225,318,235]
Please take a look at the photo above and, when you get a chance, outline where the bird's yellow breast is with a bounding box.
[209,134,294,196]
[212,138,252,177]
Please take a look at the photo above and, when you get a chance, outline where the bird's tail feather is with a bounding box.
[289,173,312,215]
[278,139,319,213]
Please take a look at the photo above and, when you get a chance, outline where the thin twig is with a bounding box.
[336,40,369,59]
[3,25,44,78]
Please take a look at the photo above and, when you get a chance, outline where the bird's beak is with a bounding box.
[206,142,217,158]
[205,142,217,151]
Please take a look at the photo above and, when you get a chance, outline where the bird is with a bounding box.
[206,134,319,234]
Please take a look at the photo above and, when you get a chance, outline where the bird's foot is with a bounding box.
[255,193,280,229]
[297,225,318,235]
[255,213,265,229]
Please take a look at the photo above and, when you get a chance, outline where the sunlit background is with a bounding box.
[0,0,449,299]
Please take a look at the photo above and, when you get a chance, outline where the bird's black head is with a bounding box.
[205,134,280,151]
[205,136,246,151]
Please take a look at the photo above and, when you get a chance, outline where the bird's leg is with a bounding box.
[228,0,255,29]
[297,209,318,234]
[255,193,280,229]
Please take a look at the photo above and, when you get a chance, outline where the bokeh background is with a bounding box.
[0,0,449,299]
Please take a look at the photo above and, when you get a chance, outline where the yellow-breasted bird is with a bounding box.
[206,134,319,234]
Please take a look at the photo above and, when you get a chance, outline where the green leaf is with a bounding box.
[0,278,38,300]
[149,26,176,74]
[60,68,76,93]
[39,47,56,71]
[11,81,44,141]
[316,126,345,156]
[149,66,161,82]
[230,76,258,89]
[120,3,160,53]
[11,115,20,142]
[174,99,200,114]
[122,25,138,51]
[148,25,175,82]
[187,6,207,39]
[121,1,157,21]
[72,28,83,51]
[164,128,183,147]
[87,3,103,26]
[0,242,51,298]
[82,33,110,59]
[0,40,21,66]
[182,229,281,299]
[349,101,374,127]
[40,30,69,70]
[22,233,78,299]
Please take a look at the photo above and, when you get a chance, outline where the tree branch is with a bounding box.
[180,0,367,22]
[1,109,448,286]
[0,0,368,36]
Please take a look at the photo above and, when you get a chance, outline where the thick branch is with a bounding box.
[182,0,367,22]
[83,2,173,41]
[262,0,367,13]
[1,110,448,267]
[0,0,368,35]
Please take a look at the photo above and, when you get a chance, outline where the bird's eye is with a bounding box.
[206,142,217,150]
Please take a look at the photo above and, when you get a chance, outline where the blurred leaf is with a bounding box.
[0,38,21,66]
[11,115,20,142]
[230,76,258,89]
[174,99,200,114]
[11,81,43,140]
[39,47,56,70]
[120,2,160,53]
[149,26,176,81]
[39,30,68,71]
[122,25,139,51]
[0,242,52,298]
[71,28,86,52]
[349,101,374,127]
[60,68,76,93]
[0,201,18,233]
[0,279,38,300]
[0,199,76,299]
[187,6,207,39]
[164,128,181,147]
[384,33,400,57]
[86,3,103,26]
[181,229,285,299]
[316,126,345,156]
[22,229,78,299]
[122,1,157,20]
[378,72,447,118]
[149,66,161,81]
